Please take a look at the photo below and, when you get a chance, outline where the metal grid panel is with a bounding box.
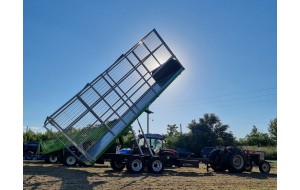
[43,29,184,163]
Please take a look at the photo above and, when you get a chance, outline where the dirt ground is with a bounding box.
[23,160,276,190]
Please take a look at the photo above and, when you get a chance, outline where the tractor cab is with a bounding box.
[137,133,164,153]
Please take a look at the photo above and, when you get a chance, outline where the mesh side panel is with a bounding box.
[53,99,86,130]
[106,113,120,126]
[82,123,108,151]
[127,53,139,66]
[116,104,129,117]
[81,88,101,107]
[43,29,184,163]
[108,59,133,83]
[154,45,172,64]
[134,43,149,61]
[112,98,123,111]
[125,79,145,98]
[143,56,160,73]
[104,90,120,107]
[143,31,162,52]
[92,100,111,121]
[119,70,141,93]
[92,78,110,96]
[64,112,97,143]
[130,82,150,103]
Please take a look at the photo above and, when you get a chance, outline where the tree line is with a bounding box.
[163,113,276,157]
[23,113,277,158]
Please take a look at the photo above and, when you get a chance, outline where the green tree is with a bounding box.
[166,124,178,136]
[242,125,274,146]
[268,118,277,144]
[122,127,135,148]
[23,129,37,143]
[185,113,236,156]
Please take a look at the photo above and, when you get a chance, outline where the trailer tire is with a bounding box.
[48,155,59,163]
[126,156,145,174]
[63,154,78,167]
[24,155,33,160]
[147,157,164,174]
[259,161,271,173]
[110,158,125,171]
[226,149,246,173]
[25,151,34,160]
[209,149,226,172]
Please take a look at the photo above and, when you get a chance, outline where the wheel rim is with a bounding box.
[66,156,76,165]
[261,163,270,172]
[49,156,58,163]
[131,159,143,171]
[232,155,244,170]
[152,160,163,172]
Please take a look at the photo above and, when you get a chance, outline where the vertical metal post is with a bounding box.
[130,126,143,155]
[145,108,153,134]
[147,113,149,134]
[137,118,154,157]
[180,123,182,134]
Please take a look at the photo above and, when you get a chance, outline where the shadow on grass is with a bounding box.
[23,161,105,190]
[23,160,276,189]
[224,171,277,179]
[103,167,211,177]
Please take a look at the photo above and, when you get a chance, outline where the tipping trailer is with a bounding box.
[42,29,185,172]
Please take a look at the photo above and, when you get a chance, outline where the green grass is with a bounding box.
[267,160,277,167]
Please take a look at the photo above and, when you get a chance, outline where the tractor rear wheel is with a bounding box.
[126,156,145,174]
[147,157,164,174]
[226,149,246,173]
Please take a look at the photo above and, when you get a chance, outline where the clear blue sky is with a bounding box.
[23,0,277,139]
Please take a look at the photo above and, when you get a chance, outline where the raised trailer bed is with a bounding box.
[41,29,185,172]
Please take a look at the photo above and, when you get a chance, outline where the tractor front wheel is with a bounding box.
[259,161,271,173]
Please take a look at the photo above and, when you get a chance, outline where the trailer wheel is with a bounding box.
[226,149,246,173]
[110,158,125,171]
[126,156,145,174]
[209,149,226,172]
[63,154,77,167]
[24,155,33,160]
[49,155,59,163]
[259,161,271,173]
[147,157,164,174]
